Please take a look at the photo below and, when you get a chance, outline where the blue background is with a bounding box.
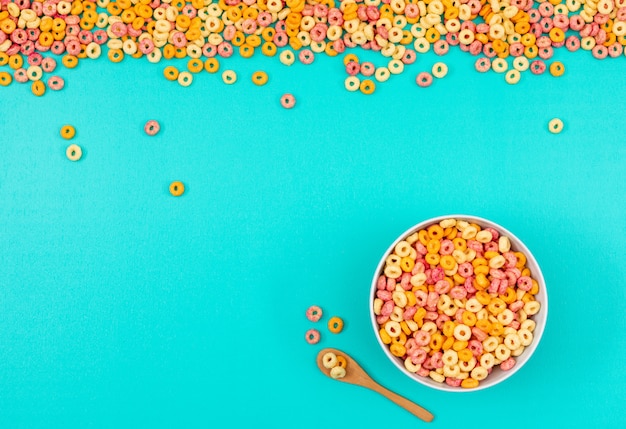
[1,43,625,428]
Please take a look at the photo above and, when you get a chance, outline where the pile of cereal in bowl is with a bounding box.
[370,215,547,391]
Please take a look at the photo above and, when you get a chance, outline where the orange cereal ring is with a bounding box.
[328,316,344,334]
[163,65,179,81]
[0,52,8,66]
[8,54,23,70]
[251,70,268,86]
[343,53,359,66]
[169,181,185,197]
[335,355,347,368]
[187,58,204,73]
[60,125,76,140]
[239,43,255,58]
[0,71,11,86]
[61,54,79,68]
[359,78,375,94]
[204,58,220,73]
[31,80,46,96]
[163,44,176,59]
[475,319,492,334]
[427,224,444,239]
[439,255,456,271]
[549,61,565,77]
[107,49,124,63]
[461,377,479,388]
[261,41,277,56]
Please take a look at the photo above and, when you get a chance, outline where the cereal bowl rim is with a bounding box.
[370,214,548,392]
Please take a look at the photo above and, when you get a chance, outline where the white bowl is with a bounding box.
[370,215,548,392]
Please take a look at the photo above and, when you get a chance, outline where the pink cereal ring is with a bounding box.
[417,367,430,377]
[47,75,65,91]
[517,275,533,291]
[144,120,160,136]
[410,348,427,365]
[530,60,546,74]
[433,39,449,55]
[280,93,296,109]
[449,286,467,300]
[414,290,427,306]
[376,314,389,325]
[458,262,474,278]
[306,305,323,322]
[376,290,392,300]
[413,330,431,346]
[446,377,462,387]
[298,49,315,64]
[475,56,491,72]
[376,274,386,290]
[14,68,29,83]
[500,357,516,371]
[471,326,488,342]
[381,300,394,316]
[345,60,360,76]
[434,280,451,294]
[403,306,417,320]
[439,239,454,255]
[305,328,320,344]
[416,71,433,87]
[41,57,56,73]
[431,351,443,368]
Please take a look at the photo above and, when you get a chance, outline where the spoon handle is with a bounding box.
[367,381,434,422]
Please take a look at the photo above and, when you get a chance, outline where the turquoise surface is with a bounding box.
[1,43,625,428]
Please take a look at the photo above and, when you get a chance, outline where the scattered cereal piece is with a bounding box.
[280,93,295,109]
[177,71,193,87]
[328,316,344,334]
[416,72,433,88]
[66,144,82,162]
[549,61,565,77]
[169,181,185,197]
[548,118,564,134]
[60,125,76,140]
[144,120,160,136]
[432,62,448,79]
[306,305,323,322]
[222,70,237,85]
[305,328,320,345]
[251,71,269,86]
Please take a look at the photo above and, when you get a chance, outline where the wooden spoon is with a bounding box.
[316,348,434,423]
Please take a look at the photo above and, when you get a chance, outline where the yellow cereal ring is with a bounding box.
[439,255,456,271]
[427,224,444,239]
[390,343,406,357]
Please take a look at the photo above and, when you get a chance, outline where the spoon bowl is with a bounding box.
[316,348,434,423]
